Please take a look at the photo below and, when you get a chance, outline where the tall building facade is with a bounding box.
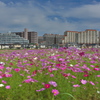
[64,31,79,44]
[64,29,100,46]
[78,29,99,44]
[28,31,38,44]
[24,28,28,40]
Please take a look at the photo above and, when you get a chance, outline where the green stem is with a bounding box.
[61,93,76,100]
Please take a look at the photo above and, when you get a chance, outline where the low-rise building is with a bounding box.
[0,33,29,44]
[43,33,64,47]
[12,28,38,44]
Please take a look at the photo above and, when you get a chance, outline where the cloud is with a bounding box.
[66,3,100,18]
[0,0,100,35]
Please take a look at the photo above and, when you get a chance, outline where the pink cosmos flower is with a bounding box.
[2,80,7,84]
[0,66,4,70]
[73,84,80,87]
[50,74,54,77]
[58,58,65,62]
[14,68,20,72]
[0,71,2,74]
[45,73,49,75]
[83,71,88,74]
[93,68,100,71]
[6,67,12,71]
[90,65,95,67]
[20,74,24,76]
[36,88,45,92]
[51,68,58,71]
[9,63,13,66]
[75,64,79,67]
[61,67,66,70]
[32,70,37,75]
[89,81,95,85]
[80,79,87,84]
[48,69,52,73]
[86,67,91,71]
[5,85,11,89]
[27,76,31,78]
[71,75,76,78]
[23,78,38,83]
[52,89,59,96]
[23,60,27,63]
[49,81,57,87]
[0,76,2,78]
[97,75,100,77]
[5,74,12,77]
[90,61,97,64]
[62,73,70,77]
[1,74,6,77]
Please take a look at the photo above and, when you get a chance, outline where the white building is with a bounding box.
[64,31,79,44]
[78,29,99,44]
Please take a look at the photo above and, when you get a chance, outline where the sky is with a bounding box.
[0,0,100,36]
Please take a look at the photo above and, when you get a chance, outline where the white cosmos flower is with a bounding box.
[51,53,55,56]
[0,84,4,87]
[97,91,100,94]
[70,64,73,67]
[55,51,58,53]
[24,53,28,55]
[89,58,91,60]
[0,62,5,65]
[34,57,38,60]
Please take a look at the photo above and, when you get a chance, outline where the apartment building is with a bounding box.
[64,29,100,46]
[78,29,99,45]
[28,31,38,44]
[64,31,79,44]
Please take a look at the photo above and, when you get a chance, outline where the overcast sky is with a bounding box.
[0,0,100,35]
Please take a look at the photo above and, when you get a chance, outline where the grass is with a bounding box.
[0,47,100,100]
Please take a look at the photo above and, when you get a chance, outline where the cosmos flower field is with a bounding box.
[0,47,100,100]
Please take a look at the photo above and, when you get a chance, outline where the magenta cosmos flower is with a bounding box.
[93,68,100,71]
[14,68,20,72]
[44,84,51,88]
[79,52,85,56]
[52,89,59,96]
[83,74,89,77]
